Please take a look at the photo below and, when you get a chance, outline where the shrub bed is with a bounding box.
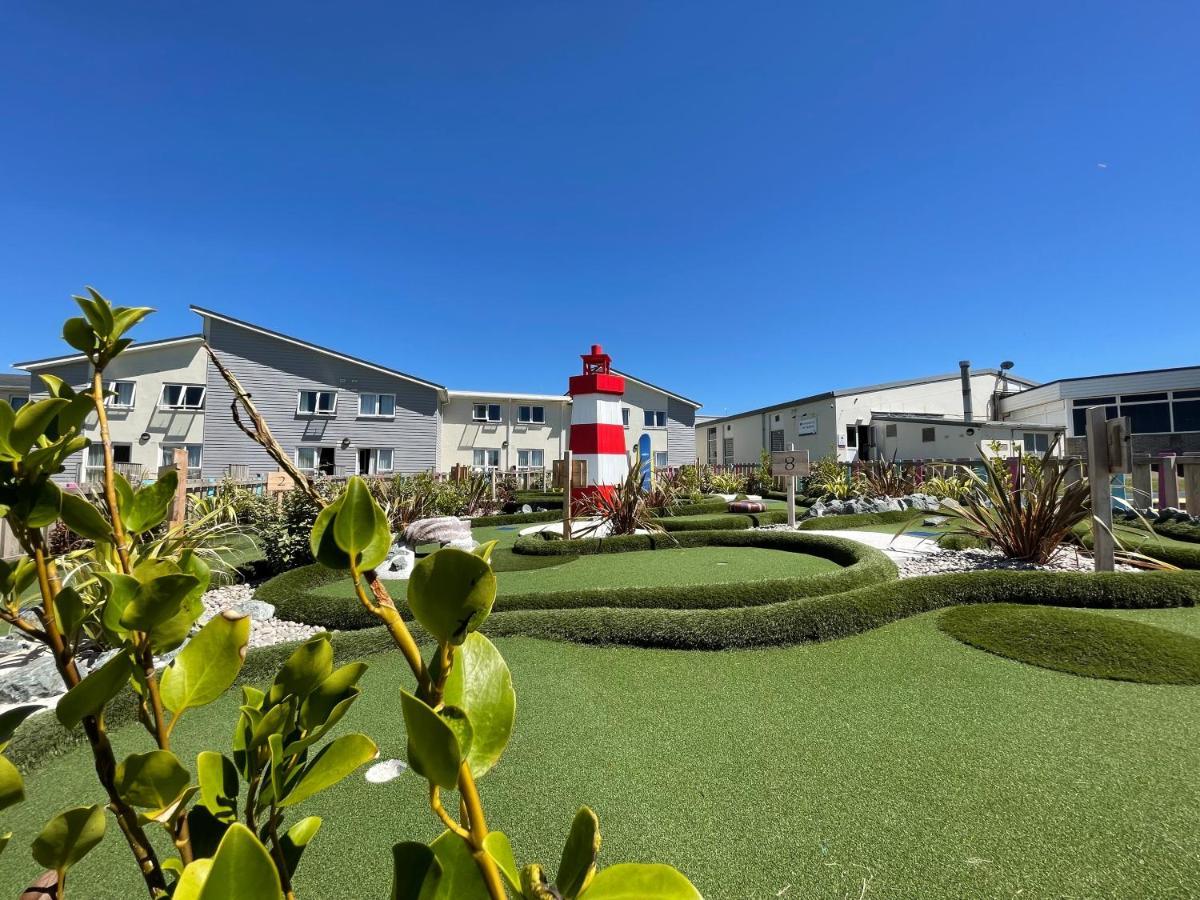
[469,509,564,527]
[261,531,896,631]
[938,603,1200,684]
[797,509,924,530]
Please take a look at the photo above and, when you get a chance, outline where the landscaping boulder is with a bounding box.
[405,516,472,547]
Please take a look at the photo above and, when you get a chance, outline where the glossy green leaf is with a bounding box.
[11,398,68,455]
[31,805,107,877]
[111,306,154,340]
[62,317,96,355]
[557,807,600,898]
[76,291,114,336]
[392,840,441,900]
[407,548,497,645]
[196,751,239,822]
[484,830,520,894]
[429,829,493,899]
[441,633,515,778]
[112,471,134,518]
[267,734,285,804]
[279,732,378,807]
[310,497,350,570]
[522,863,559,900]
[334,476,378,557]
[269,633,333,705]
[59,492,113,544]
[472,540,498,564]
[438,705,473,760]
[279,815,322,879]
[196,823,283,900]
[576,863,702,899]
[52,586,88,640]
[171,857,214,900]
[115,750,190,810]
[99,572,139,640]
[118,573,198,632]
[299,662,368,731]
[161,612,250,714]
[24,478,62,528]
[0,755,25,812]
[0,831,10,858]
[149,552,210,654]
[56,651,132,729]
[0,705,40,746]
[399,690,462,790]
[250,698,295,750]
[124,470,178,534]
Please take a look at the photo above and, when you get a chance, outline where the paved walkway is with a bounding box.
[800,529,944,562]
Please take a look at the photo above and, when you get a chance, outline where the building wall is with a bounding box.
[617,380,674,465]
[0,379,31,409]
[665,397,697,466]
[29,342,208,484]
[439,395,569,471]
[202,319,440,479]
[874,420,1061,461]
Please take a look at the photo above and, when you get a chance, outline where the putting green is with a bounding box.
[4,608,1199,899]
[308,546,840,600]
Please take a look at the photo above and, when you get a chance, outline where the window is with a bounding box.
[1174,399,1200,432]
[107,381,136,408]
[845,426,857,448]
[517,405,545,424]
[706,428,718,464]
[723,436,734,460]
[885,423,897,437]
[10,396,28,410]
[1022,432,1049,453]
[921,427,936,443]
[654,451,669,469]
[473,448,501,469]
[161,444,203,472]
[159,384,206,410]
[516,449,544,469]
[644,410,666,428]
[770,430,785,452]
[622,407,630,428]
[472,404,502,423]
[297,390,337,416]
[358,393,396,418]
[357,448,393,474]
[297,446,336,475]
[85,442,132,481]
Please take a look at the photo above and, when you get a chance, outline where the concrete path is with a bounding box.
[800,529,944,562]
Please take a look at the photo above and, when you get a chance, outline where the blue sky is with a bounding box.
[2,2,1197,417]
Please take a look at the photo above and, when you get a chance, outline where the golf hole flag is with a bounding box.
[568,344,627,514]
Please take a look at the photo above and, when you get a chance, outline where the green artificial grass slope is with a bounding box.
[938,603,1200,684]
[4,610,1200,899]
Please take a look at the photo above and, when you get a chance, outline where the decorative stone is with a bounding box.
[0,656,63,706]
[365,759,408,784]
[377,544,416,580]
[405,516,472,547]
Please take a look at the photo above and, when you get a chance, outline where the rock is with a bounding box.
[521,504,533,514]
[0,656,63,706]
[405,516,472,546]
[377,544,416,580]
[445,537,480,552]
[365,759,408,784]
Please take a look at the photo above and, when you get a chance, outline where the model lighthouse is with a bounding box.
[567,344,628,514]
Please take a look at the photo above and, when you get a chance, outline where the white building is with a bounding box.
[697,363,1049,464]
[999,365,1200,458]
[439,391,571,473]
[16,336,209,486]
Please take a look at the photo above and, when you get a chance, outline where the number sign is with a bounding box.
[771,450,810,478]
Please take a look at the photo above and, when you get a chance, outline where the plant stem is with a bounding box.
[90,369,132,574]
[350,566,430,695]
[458,763,507,900]
[267,808,296,900]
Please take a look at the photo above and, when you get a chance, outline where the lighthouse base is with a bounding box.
[570,484,616,516]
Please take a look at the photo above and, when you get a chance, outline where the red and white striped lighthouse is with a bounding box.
[568,344,628,514]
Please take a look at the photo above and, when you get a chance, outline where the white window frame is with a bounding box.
[296,446,337,473]
[472,403,502,423]
[516,448,545,470]
[643,409,666,428]
[358,447,394,474]
[161,444,203,472]
[358,392,396,419]
[297,390,337,416]
[654,451,669,469]
[158,383,206,411]
[622,407,630,428]
[472,448,501,469]
[85,442,132,480]
[107,380,136,409]
[517,405,545,424]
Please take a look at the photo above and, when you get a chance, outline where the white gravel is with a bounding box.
[891,546,1139,579]
[201,583,322,649]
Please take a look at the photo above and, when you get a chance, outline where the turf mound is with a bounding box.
[937,604,1200,684]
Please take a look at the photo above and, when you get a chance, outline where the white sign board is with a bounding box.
[771,450,811,478]
[797,419,817,436]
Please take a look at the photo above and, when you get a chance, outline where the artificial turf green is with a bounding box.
[939,603,1200,684]
[5,609,1200,899]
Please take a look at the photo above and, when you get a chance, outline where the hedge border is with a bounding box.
[261,531,897,631]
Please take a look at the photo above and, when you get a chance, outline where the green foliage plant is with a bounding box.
[207,358,702,898]
[808,456,856,499]
[0,292,376,899]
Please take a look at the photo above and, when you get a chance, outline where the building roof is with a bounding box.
[1003,363,1200,398]
[0,373,29,389]
[13,335,205,370]
[448,390,571,403]
[611,369,702,408]
[698,368,1035,429]
[191,307,447,393]
[871,413,1063,430]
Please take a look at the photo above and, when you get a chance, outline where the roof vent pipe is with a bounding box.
[959,360,973,422]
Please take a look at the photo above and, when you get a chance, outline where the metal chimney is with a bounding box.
[959,360,974,422]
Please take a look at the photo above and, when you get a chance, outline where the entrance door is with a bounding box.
[318,447,336,476]
[856,425,871,462]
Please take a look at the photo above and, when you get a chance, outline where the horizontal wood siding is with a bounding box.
[202,319,439,479]
[666,397,697,466]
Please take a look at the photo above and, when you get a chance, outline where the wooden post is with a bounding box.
[1086,407,1114,572]
[1131,460,1152,508]
[490,467,496,502]
[1183,460,1200,516]
[562,451,573,539]
[786,443,797,528]
[1158,452,1180,509]
[158,447,189,530]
